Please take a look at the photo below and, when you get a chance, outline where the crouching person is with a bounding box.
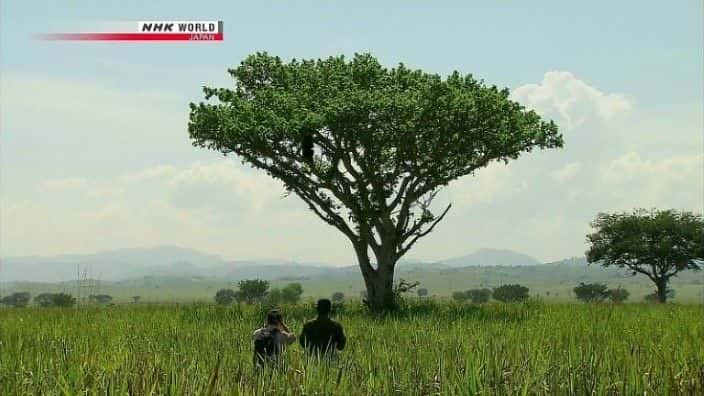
[253,310,296,368]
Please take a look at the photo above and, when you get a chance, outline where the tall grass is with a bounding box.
[1,301,702,394]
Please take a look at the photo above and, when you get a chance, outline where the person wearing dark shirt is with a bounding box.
[299,299,346,357]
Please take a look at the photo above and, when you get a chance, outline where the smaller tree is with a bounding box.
[586,209,703,303]
[280,283,303,304]
[332,292,345,303]
[35,293,56,307]
[89,294,113,305]
[215,288,237,306]
[52,293,76,307]
[573,282,610,303]
[492,284,529,303]
[416,288,429,298]
[264,288,282,307]
[1,292,31,307]
[235,279,269,304]
[466,288,492,304]
[452,291,468,302]
[608,287,629,303]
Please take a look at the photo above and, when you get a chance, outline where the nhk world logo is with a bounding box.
[40,21,223,42]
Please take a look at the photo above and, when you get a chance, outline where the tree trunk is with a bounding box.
[352,233,399,313]
[655,279,668,303]
[362,266,396,312]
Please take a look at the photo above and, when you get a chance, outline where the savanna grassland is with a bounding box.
[1,301,702,395]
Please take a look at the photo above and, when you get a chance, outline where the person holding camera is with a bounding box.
[252,309,296,367]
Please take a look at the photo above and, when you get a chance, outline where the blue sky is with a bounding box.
[2,1,699,102]
[1,1,702,263]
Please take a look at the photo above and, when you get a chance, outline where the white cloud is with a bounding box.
[598,152,703,210]
[1,70,700,264]
[601,152,702,185]
[0,74,189,153]
[121,165,178,184]
[41,177,90,191]
[1,159,347,261]
[551,162,581,183]
[511,71,633,129]
[448,162,521,205]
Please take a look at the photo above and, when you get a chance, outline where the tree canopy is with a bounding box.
[188,52,562,311]
[215,288,237,306]
[573,282,609,303]
[35,293,56,307]
[35,292,81,307]
[492,284,529,303]
[235,279,269,304]
[51,293,76,307]
[607,287,629,303]
[89,294,113,305]
[1,292,31,308]
[586,209,703,303]
[466,288,492,304]
[264,282,304,306]
[280,283,304,304]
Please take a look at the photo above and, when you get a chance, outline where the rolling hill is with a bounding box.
[2,247,702,303]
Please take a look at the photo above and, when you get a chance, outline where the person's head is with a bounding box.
[266,309,283,326]
[316,298,332,317]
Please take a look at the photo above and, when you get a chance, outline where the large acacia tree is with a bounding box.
[586,209,704,303]
[188,53,562,311]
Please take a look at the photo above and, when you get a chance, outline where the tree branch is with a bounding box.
[397,203,452,257]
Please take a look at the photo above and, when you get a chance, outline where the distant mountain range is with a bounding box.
[438,248,541,267]
[3,246,702,302]
[2,245,547,283]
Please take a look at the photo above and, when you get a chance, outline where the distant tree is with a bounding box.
[235,279,269,304]
[52,293,76,307]
[281,283,304,304]
[332,292,345,303]
[466,288,492,304]
[132,296,141,304]
[417,288,429,298]
[492,284,529,303]
[214,288,237,305]
[586,209,704,303]
[264,288,282,306]
[573,282,610,303]
[35,293,56,307]
[608,287,629,303]
[89,294,113,305]
[1,292,31,307]
[452,291,468,302]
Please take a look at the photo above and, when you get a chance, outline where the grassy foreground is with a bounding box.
[1,301,702,395]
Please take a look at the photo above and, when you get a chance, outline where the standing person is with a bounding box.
[252,309,296,367]
[299,299,346,357]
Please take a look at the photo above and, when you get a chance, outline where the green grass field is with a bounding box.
[1,301,702,395]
